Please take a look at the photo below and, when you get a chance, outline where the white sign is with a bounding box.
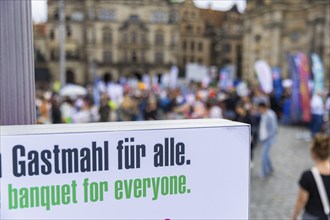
[186,63,209,82]
[0,119,250,219]
[169,66,179,89]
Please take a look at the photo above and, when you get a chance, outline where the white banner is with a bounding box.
[254,60,273,94]
[0,119,250,219]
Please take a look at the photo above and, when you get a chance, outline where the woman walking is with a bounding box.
[292,134,330,220]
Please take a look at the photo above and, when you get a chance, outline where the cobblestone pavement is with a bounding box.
[250,125,313,219]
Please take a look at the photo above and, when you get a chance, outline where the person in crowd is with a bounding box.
[235,102,252,123]
[50,96,62,124]
[310,91,325,137]
[253,88,270,107]
[60,97,75,123]
[118,93,138,121]
[258,102,278,178]
[143,97,158,120]
[207,98,223,119]
[292,134,330,220]
[223,91,238,120]
[281,88,292,125]
[99,95,111,122]
[270,91,282,119]
[191,101,207,119]
[235,102,255,163]
[72,99,92,123]
[249,93,261,151]
[87,97,100,122]
[38,96,51,124]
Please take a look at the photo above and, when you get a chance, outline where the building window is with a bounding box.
[183,56,186,65]
[103,51,112,64]
[131,31,138,44]
[88,8,95,20]
[66,50,73,60]
[190,41,195,51]
[198,58,203,64]
[53,11,59,20]
[255,34,261,43]
[190,56,194,63]
[35,49,46,62]
[256,0,264,7]
[129,15,140,21]
[317,46,323,58]
[171,34,176,47]
[124,51,128,62]
[150,11,168,23]
[66,70,75,84]
[123,32,128,44]
[50,49,56,60]
[66,50,79,60]
[155,30,164,45]
[182,40,187,50]
[236,24,242,32]
[224,44,231,53]
[290,32,300,42]
[141,51,146,63]
[236,45,242,54]
[141,33,147,44]
[198,42,203,51]
[71,11,84,21]
[169,10,178,23]
[103,27,112,44]
[98,9,116,21]
[50,30,55,40]
[89,27,96,44]
[155,51,164,64]
[132,51,138,63]
[186,25,192,33]
[66,26,72,38]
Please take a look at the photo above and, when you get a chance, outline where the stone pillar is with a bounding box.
[59,0,66,86]
[0,0,36,125]
[242,19,252,82]
[324,2,330,87]
[270,11,283,69]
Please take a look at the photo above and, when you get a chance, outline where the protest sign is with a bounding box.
[0,119,250,219]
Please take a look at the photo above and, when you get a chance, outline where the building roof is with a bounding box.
[228,4,240,13]
[33,23,47,37]
[199,8,225,28]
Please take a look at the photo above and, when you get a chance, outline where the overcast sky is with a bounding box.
[32,0,246,23]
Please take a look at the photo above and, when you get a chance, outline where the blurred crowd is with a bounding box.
[35,77,330,137]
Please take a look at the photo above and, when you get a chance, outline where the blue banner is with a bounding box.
[272,67,283,102]
[289,54,301,123]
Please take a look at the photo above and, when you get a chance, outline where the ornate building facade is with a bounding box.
[39,0,244,84]
[243,0,330,85]
[179,0,211,68]
[200,4,243,78]
[46,0,180,84]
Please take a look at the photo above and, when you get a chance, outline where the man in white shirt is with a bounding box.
[258,102,278,178]
[310,92,324,137]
